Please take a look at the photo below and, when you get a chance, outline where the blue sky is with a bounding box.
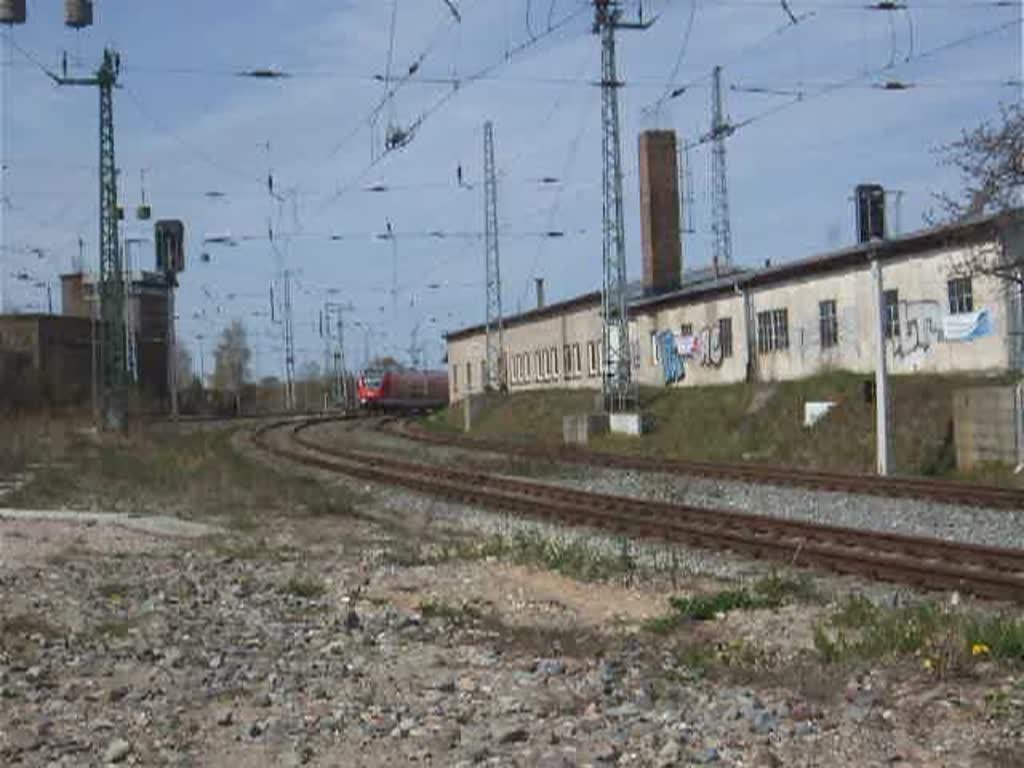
[1,0,1021,378]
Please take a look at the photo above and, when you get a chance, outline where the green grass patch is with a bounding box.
[418,598,484,627]
[6,427,360,520]
[281,577,327,599]
[645,573,816,634]
[813,594,1024,674]
[421,372,1021,484]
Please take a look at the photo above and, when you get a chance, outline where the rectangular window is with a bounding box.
[564,345,572,375]
[819,299,838,349]
[884,289,900,339]
[525,353,531,380]
[551,346,559,377]
[680,323,693,337]
[719,317,733,358]
[587,341,597,376]
[452,366,458,393]
[948,277,973,314]
[466,361,472,389]
[650,331,660,364]
[757,309,789,354]
[573,343,582,377]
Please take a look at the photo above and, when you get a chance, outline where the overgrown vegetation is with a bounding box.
[418,598,484,627]
[386,527,643,583]
[422,372,1020,483]
[644,573,817,634]
[281,576,327,600]
[813,594,1024,675]
[6,427,358,523]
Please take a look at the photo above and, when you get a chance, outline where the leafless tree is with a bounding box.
[213,320,251,413]
[173,343,195,390]
[934,103,1024,288]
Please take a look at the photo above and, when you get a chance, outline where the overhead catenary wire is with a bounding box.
[315,1,592,215]
[683,15,1024,151]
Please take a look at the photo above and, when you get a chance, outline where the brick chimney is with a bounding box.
[639,130,682,295]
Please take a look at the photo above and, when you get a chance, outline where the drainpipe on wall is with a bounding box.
[871,256,893,476]
[737,283,756,383]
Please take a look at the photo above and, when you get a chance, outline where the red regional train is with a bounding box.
[356,366,449,411]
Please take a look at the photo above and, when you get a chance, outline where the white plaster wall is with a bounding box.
[446,302,603,402]
[633,293,749,387]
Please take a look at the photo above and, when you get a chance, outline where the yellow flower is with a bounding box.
[922,658,934,670]
[972,643,991,657]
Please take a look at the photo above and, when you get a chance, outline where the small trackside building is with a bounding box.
[444,209,1024,403]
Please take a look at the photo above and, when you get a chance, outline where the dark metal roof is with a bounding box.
[631,208,1021,313]
[444,290,602,342]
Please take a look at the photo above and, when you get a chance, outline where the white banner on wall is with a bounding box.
[942,308,993,342]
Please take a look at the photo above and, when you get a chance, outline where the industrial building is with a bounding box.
[0,271,173,407]
[445,130,1024,402]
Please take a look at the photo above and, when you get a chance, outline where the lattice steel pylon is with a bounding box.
[482,120,505,392]
[53,50,127,426]
[594,1,649,413]
[710,65,734,276]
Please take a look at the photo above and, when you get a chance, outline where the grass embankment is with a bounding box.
[423,371,1017,481]
[5,425,354,526]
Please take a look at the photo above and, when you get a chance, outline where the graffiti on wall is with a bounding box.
[658,330,685,384]
[698,324,725,368]
[894,300,942,359]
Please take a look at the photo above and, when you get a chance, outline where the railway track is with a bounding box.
[254,417,1024,602]
[382,421,1024,511]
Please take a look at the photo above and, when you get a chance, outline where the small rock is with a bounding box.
[657,739,681,765]
[497,725,529,744]
[750,710,777,734]
[216,709,234,727]
[104,738,131,764]
[691,747,720,764]
[345,610,361,631]
[535,658,566,676]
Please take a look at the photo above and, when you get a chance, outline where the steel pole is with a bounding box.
[872,258,892,476]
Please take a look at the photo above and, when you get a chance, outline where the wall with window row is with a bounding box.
[446,301,605,400]
[446,237,1016,402]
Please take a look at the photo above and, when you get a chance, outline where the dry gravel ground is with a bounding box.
[0,424,1022,767]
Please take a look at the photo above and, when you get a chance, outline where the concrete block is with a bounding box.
[609,412,645,436]
[953,384,1021,471]
[563,413,609,446]
[463,392,502,432]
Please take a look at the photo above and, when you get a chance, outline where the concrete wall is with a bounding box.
[953,385,1022,469]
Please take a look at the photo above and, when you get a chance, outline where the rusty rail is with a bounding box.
[254,419,1024,602]
[383,421,1024,511]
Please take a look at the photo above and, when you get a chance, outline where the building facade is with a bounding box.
[445,211,1024,403]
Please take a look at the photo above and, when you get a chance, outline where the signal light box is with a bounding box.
[155,220,186,274]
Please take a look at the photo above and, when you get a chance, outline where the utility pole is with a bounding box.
[283,269,296,410]
[710,65,734,277]
[594,0,650,414]
[872,257,893,476]
[482,120,505,391]
[51,50,128,428]
[325,301,351,409]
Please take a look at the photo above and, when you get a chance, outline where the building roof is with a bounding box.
[444,290,602,342]
[444,208,1022,340]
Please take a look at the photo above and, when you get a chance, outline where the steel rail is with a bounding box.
[254,419,1024,602]
[383,421,1024,511]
